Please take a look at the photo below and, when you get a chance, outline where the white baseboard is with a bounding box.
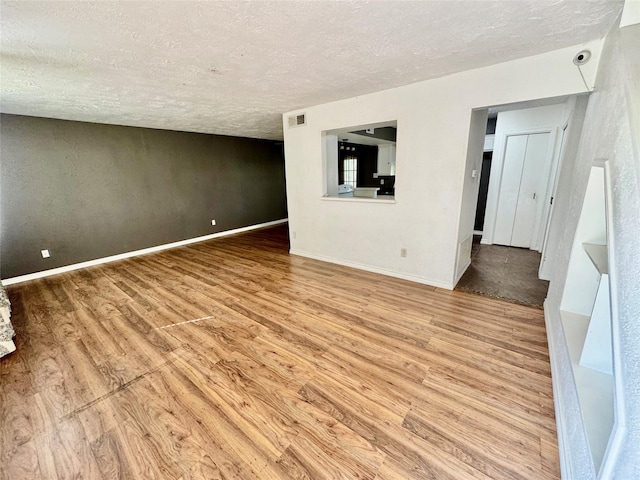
[2,219,288,286]
[289,249,454,290]
[544,300,573,480]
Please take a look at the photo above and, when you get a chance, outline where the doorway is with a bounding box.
[473,151,493,232]
[458,99,576,305]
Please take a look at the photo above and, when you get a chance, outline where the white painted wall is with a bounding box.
[456,109,488,279]
[283,40,602,289]
[543,15,640,479]
[482,103,567,248]
[323,134,339,196]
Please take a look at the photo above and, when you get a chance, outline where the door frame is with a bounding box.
[539,121,569,279]
[482,126,561,251]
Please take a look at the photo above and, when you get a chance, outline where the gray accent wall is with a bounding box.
[0,114,287,279]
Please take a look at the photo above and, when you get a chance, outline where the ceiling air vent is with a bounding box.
[288,113,306,128]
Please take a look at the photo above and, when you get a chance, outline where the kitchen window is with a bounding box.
[342,156,358,188]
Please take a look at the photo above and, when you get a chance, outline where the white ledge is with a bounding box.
[321,195,396,204]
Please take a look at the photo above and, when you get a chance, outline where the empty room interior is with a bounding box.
[1,1,639,479]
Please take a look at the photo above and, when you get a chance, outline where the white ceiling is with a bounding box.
[0,1,623,140]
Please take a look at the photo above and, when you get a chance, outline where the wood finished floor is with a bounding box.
[1,225,560,480]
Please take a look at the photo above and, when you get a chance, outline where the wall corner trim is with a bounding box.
[1,219,288,286]
[289,249,454,290]
[453,258,472,287]
[544,300,574,480]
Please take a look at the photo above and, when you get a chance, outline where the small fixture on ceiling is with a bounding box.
[573,50,591,66]
[573,49,593,92]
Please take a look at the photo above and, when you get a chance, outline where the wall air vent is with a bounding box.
[288,113,306,128]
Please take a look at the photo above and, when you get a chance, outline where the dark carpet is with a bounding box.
[456,239,550,308]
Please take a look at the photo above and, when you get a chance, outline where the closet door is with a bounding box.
[494,132,551,248]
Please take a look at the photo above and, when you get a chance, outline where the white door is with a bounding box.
[494,132,552,248]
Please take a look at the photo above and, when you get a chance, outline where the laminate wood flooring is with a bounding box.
[1,225,560,479]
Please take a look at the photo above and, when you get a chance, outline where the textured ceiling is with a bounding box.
[0,1,623,140]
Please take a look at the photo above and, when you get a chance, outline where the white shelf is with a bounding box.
[583,243,608,274]
[561,310,614,472]
[580,274,613,375]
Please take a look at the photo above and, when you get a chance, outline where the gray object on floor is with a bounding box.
[0,285,15,358]
[456,240,549,308]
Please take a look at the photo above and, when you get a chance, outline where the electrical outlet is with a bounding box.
[41,249,50,259]
[211,219,216,226]
[400,248,407,258]
[292,231,297,240]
